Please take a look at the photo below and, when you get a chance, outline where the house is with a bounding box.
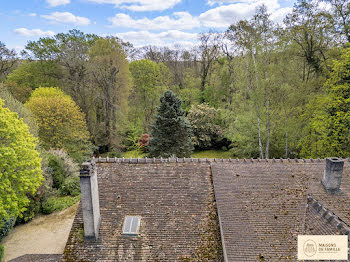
[11,157,350,261]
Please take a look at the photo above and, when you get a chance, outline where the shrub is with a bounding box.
[187,103,225,150]
[16,198,41,224]
[42,196,80,215]
[0,245,4,262]
[25,87,93,163]
[0,218,15,242]
[60,177,80,197]
[138,134,150,152]
[45,149,79,190]
[123,125,143,151]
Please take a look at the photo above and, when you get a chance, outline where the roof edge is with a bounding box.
[307,195,350,235]
[90,157,350,164]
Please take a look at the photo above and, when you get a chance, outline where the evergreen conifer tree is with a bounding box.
[148,90,194,157]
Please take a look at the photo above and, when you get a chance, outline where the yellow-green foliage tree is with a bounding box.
[26,87,93,162]
[0,99,43,223]
[300,47,350,157]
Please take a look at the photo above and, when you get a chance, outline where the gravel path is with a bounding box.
[1,202,79,262]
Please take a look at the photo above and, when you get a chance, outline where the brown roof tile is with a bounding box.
[211,161,350,261]
[62,162,220,262]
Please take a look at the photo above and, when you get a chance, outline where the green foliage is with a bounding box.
[6,61,59,92]
[47,154,66,189]
[148,90,194,157]
[300,48,350,157]
[0,99,43,223]
[25,87,93,162]
[129,59,168,131]
[15,197,41,224]
[88,37,131,152]
[187,104,225,149]
[122,124,143,151]
[0,245,4,262]
[42,195,80,215]
[60,176,80,197]
[3,82,32,103]
[191,150,232,159]
[46,149,79,190]
[0,218,15,242]
[122,149,147,158]
[0,87,39,137]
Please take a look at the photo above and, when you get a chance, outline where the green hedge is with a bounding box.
[0,218,15,242]
[0,245,4,262]
[60,176,80,197]
[42,195,80,214]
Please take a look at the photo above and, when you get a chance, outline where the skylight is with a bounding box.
[122,216,141,236]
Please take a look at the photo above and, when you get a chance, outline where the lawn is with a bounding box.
[119,149,232,159]
[191,150,232,159]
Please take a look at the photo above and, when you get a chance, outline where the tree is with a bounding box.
[88,37,131,152]
[324,0,350,43]
[187,104,225,149]
[300,47,350,157]
[6,61,59,92]
[25,30,100,124]
[148,90,194,157]
[0,99,43,224]
[0,42,17,80]
[129,59,168,131]
[284,0,334,80]
[0,87,38,137]
[198,32,221,103]
[25,87,93,162]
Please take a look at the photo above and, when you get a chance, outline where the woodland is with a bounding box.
[0,0,350,250]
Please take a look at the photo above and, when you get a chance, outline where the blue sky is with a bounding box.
[1,0,296,53]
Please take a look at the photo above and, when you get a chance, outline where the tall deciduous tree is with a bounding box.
[148,90,194,157]
[0,99,43,223]
[300,47,350,157]
[88,37,131,152]
[0,42,17,80]
[129,59,168,131]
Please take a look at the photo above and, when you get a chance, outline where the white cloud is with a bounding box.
[318,1,332,11]
[41,12,90,25]
[28,13,37,17]
[270,7,292,23]
[14,28,55,37]
[46,0,70,7]
[116,30,198,48]
[108,12,199,30]
[200,0,291,28]
[86,0,181,11]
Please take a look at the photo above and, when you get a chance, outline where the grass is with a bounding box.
[119,149,232,159]
[122,149,147,158]
[191,150,232,159]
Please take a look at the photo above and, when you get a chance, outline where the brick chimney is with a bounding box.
[80,161,101,240]
[322,157,344,194]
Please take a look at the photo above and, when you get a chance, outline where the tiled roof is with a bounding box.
[211,161,350,261]
[60,157,350,262]
[8,254,62,262]
[62,162,221,261]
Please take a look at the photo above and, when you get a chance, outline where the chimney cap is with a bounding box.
[80,161,95,176]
